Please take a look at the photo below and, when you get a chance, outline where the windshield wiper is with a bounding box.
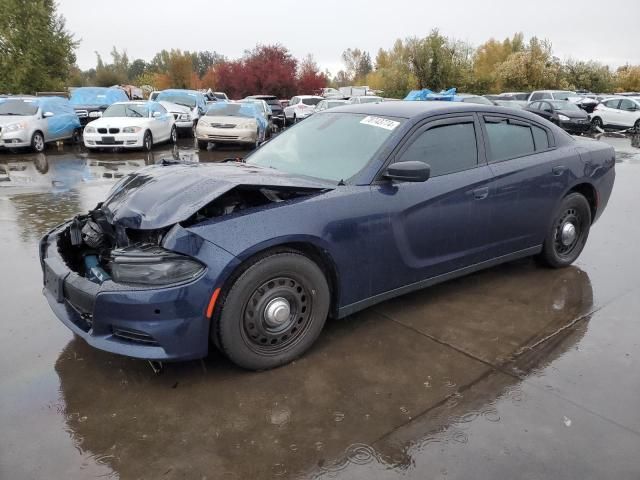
[0,113,21,116]
[126,107,142,117]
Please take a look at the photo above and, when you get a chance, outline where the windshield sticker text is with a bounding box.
[360,116,400,130]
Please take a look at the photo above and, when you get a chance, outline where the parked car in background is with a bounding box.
[0,97,81,152]
[591,96,640,132]
[525,100,591,134]
[196,102,267,150]
[499,92,530,101]
[349,95,384,105]
[284,95,324,124]
[206,90,229,102]
[240,98,274,136]
[279,99,290,109]
[314,99,350,113]
[83,101,176,151]
[158,101,195,137]
[528,90,576,102]
[69,87,129,126]
[245,95,286,129]
[154,89,208,132]
[457,94,494,105]
[492,99,526,109]
[319,87,343,98]
[40,101,615,370]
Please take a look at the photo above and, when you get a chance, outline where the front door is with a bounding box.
[369,115,495,296]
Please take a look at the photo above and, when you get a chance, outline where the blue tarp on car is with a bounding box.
[35,97,81,136]
[69,87,129,106]
[404,88,458,101]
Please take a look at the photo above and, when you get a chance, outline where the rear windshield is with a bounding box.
[206,103,258,118]
[156,92,197,108]
[103,104,149,118]
[0,100,38,116]
[552,91,576,101]
[302,98,322,106]
[550,101,580,111]
[357,97,383,104]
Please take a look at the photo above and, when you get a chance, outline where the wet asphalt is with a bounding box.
[1,135,639,479]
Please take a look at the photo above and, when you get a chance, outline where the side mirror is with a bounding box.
[152,111,161,118]
[385,161,431,182]
[43,111,54,118]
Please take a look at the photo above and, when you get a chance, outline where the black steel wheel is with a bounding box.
[214,251,330,370]
[539,193,591,268]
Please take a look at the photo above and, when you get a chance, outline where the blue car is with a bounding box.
[40,102,615,370]
[69,87,130,126]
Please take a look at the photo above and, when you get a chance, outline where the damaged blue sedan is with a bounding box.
[40,102,615,370]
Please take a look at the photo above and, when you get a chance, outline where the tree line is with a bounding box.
[1,1,639,98]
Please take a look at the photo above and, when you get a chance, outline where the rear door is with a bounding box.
[369,114,495,294]
[599,99,621,126]
[481,114,568,255]
[618,99,639,128]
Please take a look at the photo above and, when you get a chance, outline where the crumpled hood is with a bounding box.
[101,162,334,229]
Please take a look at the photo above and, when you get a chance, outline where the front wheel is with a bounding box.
[31,131,45,153]
[142,130,152,152]
[169,126,177,144]
[538,193,591,268]
[591,117,603,130]
[634,119,640,133]
[214,251,330,370]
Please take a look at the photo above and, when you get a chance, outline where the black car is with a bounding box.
[245,95,285,128]
[525,100,591,134]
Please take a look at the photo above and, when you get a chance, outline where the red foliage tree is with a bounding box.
[215,44,298,99]
[297,55,328,94]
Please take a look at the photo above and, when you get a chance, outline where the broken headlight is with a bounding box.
[110,245,205,286]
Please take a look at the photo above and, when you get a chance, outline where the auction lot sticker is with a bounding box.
[360,116,400,130]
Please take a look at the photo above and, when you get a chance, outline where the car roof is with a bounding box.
[294,95,324,99]
[333,100,554,120]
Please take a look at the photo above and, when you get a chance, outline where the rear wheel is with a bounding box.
[539,193,591,268]
[142,131,152,152]
[214,251,330,370]
[31,131,45,153]
[169,126,177,144]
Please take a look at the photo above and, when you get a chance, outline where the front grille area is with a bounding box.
[209,123,236,128]
[75,110,88,118]
[112,327,159,346]
[97,128,120,134]
[96,140,124,145]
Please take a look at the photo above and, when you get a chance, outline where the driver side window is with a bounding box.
[396,121,478,177]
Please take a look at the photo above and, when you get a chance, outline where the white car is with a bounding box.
[591,96,640,132]
[348,95,384,104]
[83,101,176,151]
[313,99,349,113]
[239,99,274,136]
[284,95,324,125]
[195,102,266,150]
[158,101,194,136]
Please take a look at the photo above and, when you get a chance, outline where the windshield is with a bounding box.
[0,100,38,116]
[550,101,580,111]
[156,92,197,108]
[301,97,322,106]
[552,91,576,101]
[247,112,404,182]
[103,104,149,118]
[213,93,227,100]
[327,101,348,108]
[206,103,258,118]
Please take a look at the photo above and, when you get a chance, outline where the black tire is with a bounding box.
[31,131,45,153]
[591,116,603,130]
[142,130,152,152]
[293,114,298,124]
[197,140,209,150]
[214,251,330,370]
[192,121,198,138]
[169,126,177,144]
[539,193,591,268]
[634,119,640,133]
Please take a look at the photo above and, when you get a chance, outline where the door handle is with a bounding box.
[552,166,566,176]
[473,187,489,200]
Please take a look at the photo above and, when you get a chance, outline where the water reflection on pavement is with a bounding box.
[0,136,639,479]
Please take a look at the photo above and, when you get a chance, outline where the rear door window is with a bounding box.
[483,116,536,162]
[603,99,620,109]
[397,120,478,177]
[531,125,550,150]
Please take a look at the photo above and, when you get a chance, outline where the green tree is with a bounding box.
[0,0,77,93]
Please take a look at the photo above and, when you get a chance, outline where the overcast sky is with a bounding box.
[59,0,639,74]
